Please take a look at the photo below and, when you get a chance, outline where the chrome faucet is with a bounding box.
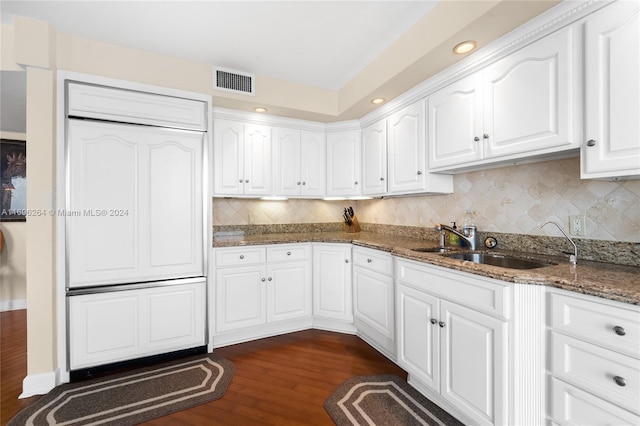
[435,223,477,250]
[540,221,578,265]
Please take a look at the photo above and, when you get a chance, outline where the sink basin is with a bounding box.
[443,252,552,270]
[412,247,457,253]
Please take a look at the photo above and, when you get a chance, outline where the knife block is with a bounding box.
[344,214,361,233]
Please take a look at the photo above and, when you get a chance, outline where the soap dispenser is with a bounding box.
[461,210,475,247]
[449,221,460,246]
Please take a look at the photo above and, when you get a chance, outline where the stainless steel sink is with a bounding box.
[443,252,552,270]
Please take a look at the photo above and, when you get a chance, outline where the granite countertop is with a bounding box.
[213,231,640,306]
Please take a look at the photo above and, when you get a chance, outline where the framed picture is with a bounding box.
[1,139,27,222]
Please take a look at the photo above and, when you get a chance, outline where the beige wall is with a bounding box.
[214,157,640,243]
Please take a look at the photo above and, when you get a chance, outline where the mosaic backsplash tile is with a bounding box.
[212,157,640,243]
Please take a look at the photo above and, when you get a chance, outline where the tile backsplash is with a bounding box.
[213,157,640,243]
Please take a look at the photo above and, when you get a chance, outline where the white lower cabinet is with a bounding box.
[68,280,206,370]
[312,244,354,331]
[547,288,640,425]
[213,244,312,345]
[353,246,395,358]
[396,258,508,426]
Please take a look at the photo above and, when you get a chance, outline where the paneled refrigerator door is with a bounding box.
[67,120,204,288]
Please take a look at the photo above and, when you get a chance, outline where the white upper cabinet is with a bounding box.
[361,119,387,196]
[326,130,362,197]
[581,0,640,180]
[213,119,272,196]
[67,120,204,288]
[273,127,325,197]
[429,26,578,172]
[389,101,453,194]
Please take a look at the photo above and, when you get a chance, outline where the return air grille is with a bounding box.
[213,67,255,96]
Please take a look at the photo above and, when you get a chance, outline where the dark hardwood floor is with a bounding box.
[1,309,406,425]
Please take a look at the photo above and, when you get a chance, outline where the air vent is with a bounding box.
[213,67,255,96]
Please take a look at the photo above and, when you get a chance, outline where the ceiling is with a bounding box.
[0,1,560,125]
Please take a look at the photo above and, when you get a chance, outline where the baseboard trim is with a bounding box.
[19,371,56,398]
[0,299,27,312]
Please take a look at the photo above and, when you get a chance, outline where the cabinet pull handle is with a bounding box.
[430,318,438,325]
[417,171,423,175]
[268,277,272,281]
[367,259,372,263]
[261,278,266,282]
[239,255,245,259]
[587,139,596,147]
[438,321,446,328]
[613,326,626,336]
[474,136,480,142]
[483,134,489,139]
[613,376,627,387]
[287,252,291,256]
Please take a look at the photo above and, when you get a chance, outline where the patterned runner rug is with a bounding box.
[324,375,464,426]
[9,353,234,426]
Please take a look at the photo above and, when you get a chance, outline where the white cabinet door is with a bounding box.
[428,73,483,170]
[213,119,244,196]
[582,0,640,180]
[483,26,577,158]
[388,101,427,193]
[397,283,440,392]
[267,260,312,322]
[215,265,266,332]
[68,120,203,288]
[244,124,272,196]
[353,267,394,338]
[440,300,506,426]
[313,244,352,321]
[69,281,205,369]
[300,131,326,197]
[361,119,387,196]
[272,127,302,196]
[326,131,361,197]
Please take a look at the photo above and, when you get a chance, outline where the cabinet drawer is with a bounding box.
[550,331,640,415]
[549,377,640,426]
[215,246,266,267]
[353,246,393,275]
[549,291,640,356]
[395,258,509,319]
[267,244,310,262]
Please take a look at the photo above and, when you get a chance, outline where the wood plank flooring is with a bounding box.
[1,310,406,425]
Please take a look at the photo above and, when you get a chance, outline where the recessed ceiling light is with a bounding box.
[371,98,385,105]
[453,41,477,55]
[253,107,268,113]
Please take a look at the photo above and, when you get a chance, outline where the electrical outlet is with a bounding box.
[569,215,586,236]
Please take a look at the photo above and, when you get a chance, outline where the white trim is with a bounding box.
[0,299,27,312]
[212,106,326,132]
[19,370,57,398]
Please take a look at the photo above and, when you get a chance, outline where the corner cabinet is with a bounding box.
[326,130,362,197]
[396,258,509,426]
[581,0,640,180]
[428,25,579,172]
[272,127,326,197]
[361,120,388,196]
[213,119,272,196]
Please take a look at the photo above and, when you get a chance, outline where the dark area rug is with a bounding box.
[8,352,234,426]
[324,375,464,426]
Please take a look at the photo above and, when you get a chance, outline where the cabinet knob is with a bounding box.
[474,136,480,142]
[438,321,446,328]
[367,259,372,263]
[430,318,438,325]
[380,177,385,181]
[354,181,358,185]
[613,376,627,387]
[483,134,489,139]
[417,171,423,175]
[302,182,306,185]
[239,179,244,183]
[345,259,349,263]
[268,277,272,281]
[587,139,596,147]
[239,255,245,259]
[287,252,291,256]
[245,180,249,183]
[613,326,626,336]
[297,182,301,185]
[261,278,266,282]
